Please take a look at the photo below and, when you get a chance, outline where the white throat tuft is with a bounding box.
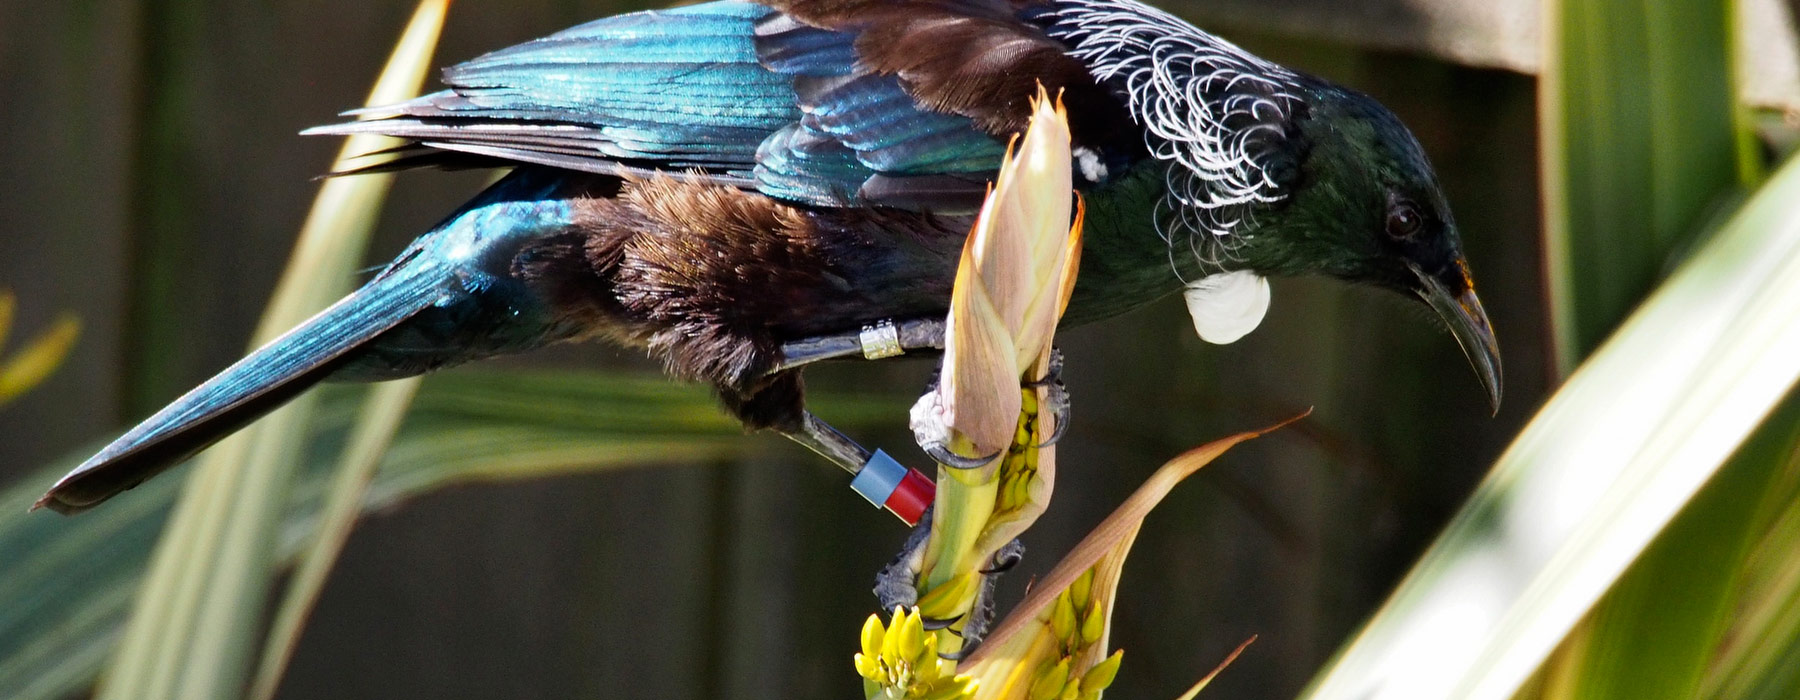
[1182,270,1269,344]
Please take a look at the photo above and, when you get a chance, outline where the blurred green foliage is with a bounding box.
[1306,0,1800,698]
[0,370,896,700]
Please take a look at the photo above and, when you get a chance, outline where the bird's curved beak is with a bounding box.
[1411,262,1502,414]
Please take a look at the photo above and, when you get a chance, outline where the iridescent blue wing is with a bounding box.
[760,0,1137,205]
[750,13,1007,209]
[307,1,792,185]
[307,1,1128,212]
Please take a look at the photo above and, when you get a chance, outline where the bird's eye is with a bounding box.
[1386,201,1425,240]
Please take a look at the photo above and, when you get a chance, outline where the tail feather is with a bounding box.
[35,264,446,514]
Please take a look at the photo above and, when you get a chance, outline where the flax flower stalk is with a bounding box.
[930,87,1081,462]
[908,86,1083,637]
[862,87,1292,699]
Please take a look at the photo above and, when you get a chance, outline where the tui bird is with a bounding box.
[38,0,1501,514]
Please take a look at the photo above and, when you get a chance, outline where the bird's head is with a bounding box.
[1228,83,1503,412]
[1040,0,1500,410]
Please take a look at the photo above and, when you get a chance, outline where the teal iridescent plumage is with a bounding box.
[40,171,601,510]
[40,0,1502,513]
[331,1,1017,207]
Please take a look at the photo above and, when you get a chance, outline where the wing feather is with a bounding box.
[306,0,1132,214]
[767,0,1137,154]
[307,2,794,180]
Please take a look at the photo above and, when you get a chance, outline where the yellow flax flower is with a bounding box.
[857,607,980,700]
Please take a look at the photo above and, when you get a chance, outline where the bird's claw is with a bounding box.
[958,539,1025,650]
[980,542,1025,575]
[1030,348,1070,448]
[911,386,1003,469]
[1037,382,1070,448]
[924,440,1002,470]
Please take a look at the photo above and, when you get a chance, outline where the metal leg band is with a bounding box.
[859,319,904,360]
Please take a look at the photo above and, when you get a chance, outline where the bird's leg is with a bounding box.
[725,370,886,480]
[769,317,948,475]
[781,410,872,475]
[778,409,934,525]
[770,317,948,522]
[768,316,956,471]
[775,317,945,372]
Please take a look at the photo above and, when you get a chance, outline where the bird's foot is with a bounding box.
[909,347,1069,466]
[909,387,1002,469]
[1024,348,1070,447]
[949,538,1024,655]
[874,506,933,612]
[873,510,1025,657]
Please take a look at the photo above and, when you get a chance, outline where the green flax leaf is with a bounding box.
[249,378,421,700]
[1539,0,1746,373]
[1301,143,1800,700]
[94,5,447,700]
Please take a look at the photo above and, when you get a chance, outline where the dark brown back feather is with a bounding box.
[767,0,1137,153]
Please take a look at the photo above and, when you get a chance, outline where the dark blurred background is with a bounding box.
[0,1,1562,697]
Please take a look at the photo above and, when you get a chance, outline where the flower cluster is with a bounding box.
[1024,568,1124,700]
[856,607,979,700]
